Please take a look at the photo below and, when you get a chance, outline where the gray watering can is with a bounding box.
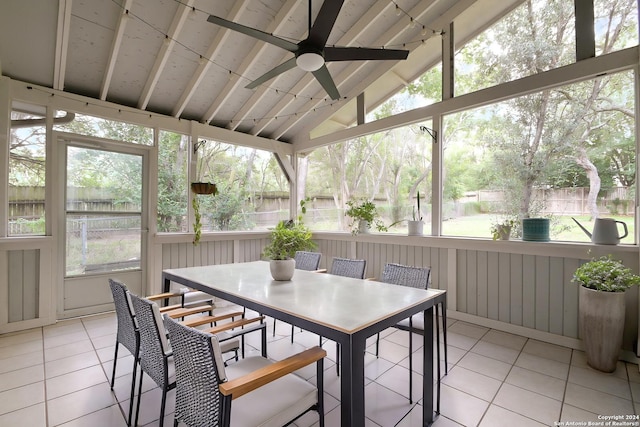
[572,217,628,245]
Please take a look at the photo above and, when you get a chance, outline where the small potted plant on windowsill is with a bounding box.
[262,200,316,280]
[490,217,517,241]
[407,191,424,236]
[572,255,640,372]
[345,199,388,235]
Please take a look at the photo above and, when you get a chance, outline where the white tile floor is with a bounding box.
[1,307,639,427]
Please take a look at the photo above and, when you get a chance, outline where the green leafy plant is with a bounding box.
[412,191,423,221]
[572,255,640,292]
[345,199,388,234]
[191,182,217,245]
[262,220,316,260]
[490,217,517,240]
[262,199,316,260]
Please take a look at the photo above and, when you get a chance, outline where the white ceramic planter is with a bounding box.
[269,259,295,281]
[407,220,424,236]
[579,285,626,372]
[358,220,370,234]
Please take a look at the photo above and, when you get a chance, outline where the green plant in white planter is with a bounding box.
[572,255,640,372]
[490,217,517,241]
[345,199,387,235]
[407,191,424,236]
[262,217,316,280]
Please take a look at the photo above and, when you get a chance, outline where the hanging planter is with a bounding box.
[191,183,218,245]
[190,182,217,195]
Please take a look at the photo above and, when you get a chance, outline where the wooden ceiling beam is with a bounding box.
[270,0,440,140]
[203,0,299,126]
[172,0,249,118]
[100,0,133,100]
[54,0,72,91]
[246,0,392,138]
[137,0,195,110]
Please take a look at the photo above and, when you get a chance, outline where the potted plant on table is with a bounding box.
[572,255,640,372]
[262,203,316,281]
[345,199,388,235]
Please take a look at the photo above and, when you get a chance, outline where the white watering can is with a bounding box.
[572,217,628,245]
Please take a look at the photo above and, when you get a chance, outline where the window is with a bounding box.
[455,0,576,96]
[441,70,635,243]
[54,112,152,145]
[157,131,188,232]
[9,103,47,236]
[594,0,638,56]
[303,120,433,234]
[194,140,289,231]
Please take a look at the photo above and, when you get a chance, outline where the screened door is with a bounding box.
[59,136,148,317]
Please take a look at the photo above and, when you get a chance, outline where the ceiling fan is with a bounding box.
[207,0,409,100]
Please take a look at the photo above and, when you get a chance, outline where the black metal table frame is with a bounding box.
[162,268,446,427]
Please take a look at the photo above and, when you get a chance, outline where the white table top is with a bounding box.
[163,261,445,334]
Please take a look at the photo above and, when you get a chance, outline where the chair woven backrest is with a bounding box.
[129,293,171,388]
[330,257,367,279]
[294,251,322,271]
[108,279,139,356]
[164,316,224,427]
[381,263,431,289]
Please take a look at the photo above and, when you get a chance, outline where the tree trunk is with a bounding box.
[576,147,601,219]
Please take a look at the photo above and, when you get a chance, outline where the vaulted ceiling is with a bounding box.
[0,0,521,144]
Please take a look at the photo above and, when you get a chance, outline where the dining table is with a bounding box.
[162,260,446,427]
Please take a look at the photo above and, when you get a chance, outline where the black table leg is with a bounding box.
[423,306,434,426]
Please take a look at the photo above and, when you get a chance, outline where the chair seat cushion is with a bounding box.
[226,356,317,427]
[396,313,424,331]
[219,337,240,354]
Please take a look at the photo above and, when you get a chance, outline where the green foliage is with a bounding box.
[490,217,517,240]
[572,256,640,292]
[262,220,316,260]
[192,197,202,245]
[345,199,388,234]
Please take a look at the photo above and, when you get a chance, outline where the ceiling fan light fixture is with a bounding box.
[296,52,324,71]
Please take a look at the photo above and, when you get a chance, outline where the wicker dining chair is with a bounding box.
[128,292,268,426]
[377,262,447,412]
[294,251,322,271]
[326,257,367,374]
[129,293,178,427]
[107,279,140,427]
[330,256,367,278]
[164,315,327,427]
[274,251,323,341]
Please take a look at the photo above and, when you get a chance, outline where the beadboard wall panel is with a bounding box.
[8,249,39,322]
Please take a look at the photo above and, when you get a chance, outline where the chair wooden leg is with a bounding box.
[110,343,119,389]
[291,324,295,343]
[375,333,380,357]
[273,319,277,336]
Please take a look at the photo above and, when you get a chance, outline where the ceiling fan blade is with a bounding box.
[307,0,345,46]
[311,65,340,100]
[245,58,298,90]
[324,46,409,62]
[207,15,298,53]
